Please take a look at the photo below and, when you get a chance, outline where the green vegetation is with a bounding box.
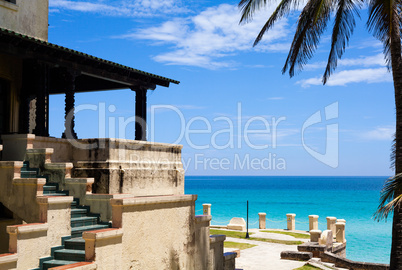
[224,241,256,250]
[261,230,310,239]
[210,229,253,238]
[210,229,303,245]
[293,265,320,270]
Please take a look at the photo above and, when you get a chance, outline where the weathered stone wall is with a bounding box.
[0,0,48,40]
[194,215,211,269]
[111,195,197,269]
[1,135,185,196]
[72,138,185,195]
[209,235,226,270]
[224,252,237,270]
[321,252,389,270]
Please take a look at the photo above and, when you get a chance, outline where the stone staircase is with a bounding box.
[18,161,110,270]
[0,139,230,270]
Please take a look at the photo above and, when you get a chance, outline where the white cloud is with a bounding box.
[305,53,386,70]
[118,3,291,68]
[298,68,392,87]
[49,0,188,17]
[361,127,394,141]
[268,97,284,100]
[339,53,386,67]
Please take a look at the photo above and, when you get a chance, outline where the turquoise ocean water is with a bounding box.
[185,176,392,264]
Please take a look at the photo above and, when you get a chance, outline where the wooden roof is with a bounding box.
[0,28,179,93]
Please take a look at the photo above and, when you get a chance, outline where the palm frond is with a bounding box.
[374,173,402,221]
[239,0,268,23]
[323,0,361,84]
[366,0,398,69]
[283,0,332,77]
[253,0,300,46]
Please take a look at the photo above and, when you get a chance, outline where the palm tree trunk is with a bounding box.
[389,12,402,269]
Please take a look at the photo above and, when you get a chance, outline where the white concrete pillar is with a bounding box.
[203,204,211,216]
[286,213,296,231]
[309,215,319,231]
[335,222,346,243]
[259,213,266,229]
[326,217,337,236]
[337,219,346,224]
[310,229,322,242]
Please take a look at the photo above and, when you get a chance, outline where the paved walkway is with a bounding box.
[222,229,309,270]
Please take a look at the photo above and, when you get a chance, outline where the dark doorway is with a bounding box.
[0,79,10,134]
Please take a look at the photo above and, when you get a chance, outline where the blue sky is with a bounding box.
[47,0,395,176]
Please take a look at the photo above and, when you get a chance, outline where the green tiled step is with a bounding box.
[64,237,85,250]
[71,200,78,208]
[54,249,85,261]
[71,208,88,218]
[20,171,38,178]
[21,161,39,176]
[71,224,110,238]
[43,185,57,192]
[20,162,111,269]
[71,216,98,228]
[42,190,69,196]
[42,259,80,270]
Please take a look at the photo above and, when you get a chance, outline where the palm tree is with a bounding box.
[238,0,402,267]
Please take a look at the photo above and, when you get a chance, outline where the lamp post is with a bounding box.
[246,200,250,239]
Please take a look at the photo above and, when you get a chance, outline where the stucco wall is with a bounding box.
[8,223,50,270]
[1,135,185,196]
[194,215,211,269]
[209,235,226,270]
[111,195,197,269]
[0,0,48,40]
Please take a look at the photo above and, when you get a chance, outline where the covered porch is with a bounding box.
[0,27,179,141]
[0,27,183,195]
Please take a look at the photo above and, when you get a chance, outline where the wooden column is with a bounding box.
[131,86,148,141]
[61,70,78,139]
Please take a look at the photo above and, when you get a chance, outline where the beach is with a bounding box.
[186,175,392,264]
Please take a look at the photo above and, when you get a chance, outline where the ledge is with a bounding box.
[45,162,73,170]
[0,161,23,168]
[322,251,389,270]
[111,194,197,206]
[0,253,18,264]
[37,196,74,204]
[281,251,312,261]
[26,148,54,155]
[195,215,212,223]
[13,178,46,185]
[65,178,95,185]
[50,262,97,270]
[89,137,183,150]
[76,160,183,169]
[210,234,226,243]
[82,228,123,241]
[224,252,237,261]
[0,134,35,140]
[86,193,132,200]
[32,136,183,150]
[7,223,48,234]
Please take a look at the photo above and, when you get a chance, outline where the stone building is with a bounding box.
[0,0,235,269]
